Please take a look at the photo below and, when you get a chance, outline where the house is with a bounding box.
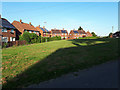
[60,28,68,39]
[51,29,61,37]
[36,25,50,37]
[86,31,93,37]
[113,31,120,38]
[0,16,16,43]
[12,19,40,40]
[69,30,87,39]
[51,28,68,39]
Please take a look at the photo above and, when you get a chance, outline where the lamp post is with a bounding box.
[44,22,47,42]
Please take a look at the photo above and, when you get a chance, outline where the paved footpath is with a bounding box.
[27,60,119,88]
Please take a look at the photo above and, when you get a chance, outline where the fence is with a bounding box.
[2,40,26,47]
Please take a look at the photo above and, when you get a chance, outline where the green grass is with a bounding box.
[2,38,119,88]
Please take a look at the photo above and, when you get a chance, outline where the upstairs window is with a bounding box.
[29,31,32,33]
[33,31,36,34]
[11,29,14,33]
[24,30,27,32]
[2,28,7,32]
[2,37,8,42]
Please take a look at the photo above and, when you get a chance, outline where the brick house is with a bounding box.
[36,25,50,37]
[51,28,68,39]
[60,29,68,39]
[86,31,92,37]
[12,19,40,40]
[69,30,87,39]
[0,17,16,43]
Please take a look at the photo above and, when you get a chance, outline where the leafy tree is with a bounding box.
[91,32,97,37]
[78,26,83,30]
[108,33,113,37]
[22,32,31,43]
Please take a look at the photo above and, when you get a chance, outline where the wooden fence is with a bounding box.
[2,40,26,47]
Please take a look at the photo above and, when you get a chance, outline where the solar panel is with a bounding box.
[1,19,16,29]
[44,28,49,32]
[73,31,78,33]
[61,30,67,33]
[40,27,46,32]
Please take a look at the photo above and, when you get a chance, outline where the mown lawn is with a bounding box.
[2,38,119,88]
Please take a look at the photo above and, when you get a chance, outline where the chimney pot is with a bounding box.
[20,19,22,23]
[63,28,64,30]
[0,15,1,19]
[39,25,40,27]
[43,26,45,28]
[29,22,32,25]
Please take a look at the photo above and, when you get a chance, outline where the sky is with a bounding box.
[1,2,118,36]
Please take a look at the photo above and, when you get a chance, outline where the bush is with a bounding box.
[19,32,41,44]
[2,43,8,48]
[19,32,62,44]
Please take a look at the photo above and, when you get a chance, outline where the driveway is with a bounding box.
[27,60,119,88]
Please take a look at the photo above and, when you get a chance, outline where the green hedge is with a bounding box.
[19,32,61,44]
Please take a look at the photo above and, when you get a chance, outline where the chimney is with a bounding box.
[63,28,64,30]
[0,14,1,19]
[29,22,32,25]
[20,19,22,23]
[38,25,40,27]
[43,26,45,28]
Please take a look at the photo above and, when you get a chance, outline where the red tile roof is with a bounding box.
[12,20,39,33]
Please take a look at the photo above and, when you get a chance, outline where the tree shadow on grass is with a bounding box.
[3,38,119,88]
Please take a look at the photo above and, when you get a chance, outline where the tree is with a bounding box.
[108,32,113,37]
[78,26,83,30]
[91,32,97,37]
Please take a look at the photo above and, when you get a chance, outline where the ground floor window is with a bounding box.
[10,37,16,41]
[13,37,15,41]
[2,37,8,42]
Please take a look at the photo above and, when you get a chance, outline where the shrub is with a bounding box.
[19,32,41,44]
[2,43,8,48]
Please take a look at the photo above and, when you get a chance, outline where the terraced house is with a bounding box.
[51,28,68,39]
[36,25,50,37]
[12,19,40,40]
[69,30,87,39]
[0,16,16,43]
[60,29,68,39]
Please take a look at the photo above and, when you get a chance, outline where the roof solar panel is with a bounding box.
[61,30,67,33]
[73,31,78,33]
[0,19,16,29]
[44,28,49,32]
[40,27,46,32]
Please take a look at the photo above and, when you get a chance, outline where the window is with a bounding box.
[29,31,32,33]
[2,28,7,32]
[24,30,27,32]
[11,29,14,33]
[78,34,79,35]
[13,38,15,41]
[10,37,12,41]
[65,33,67,35]
[33,31,36,34]
[70,34,71,35]
[37,32,39,34]
[75,34,76,35]
[2,37,8,42]
[62,33,63,35]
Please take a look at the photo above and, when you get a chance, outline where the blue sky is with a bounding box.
[2,2,118,36]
